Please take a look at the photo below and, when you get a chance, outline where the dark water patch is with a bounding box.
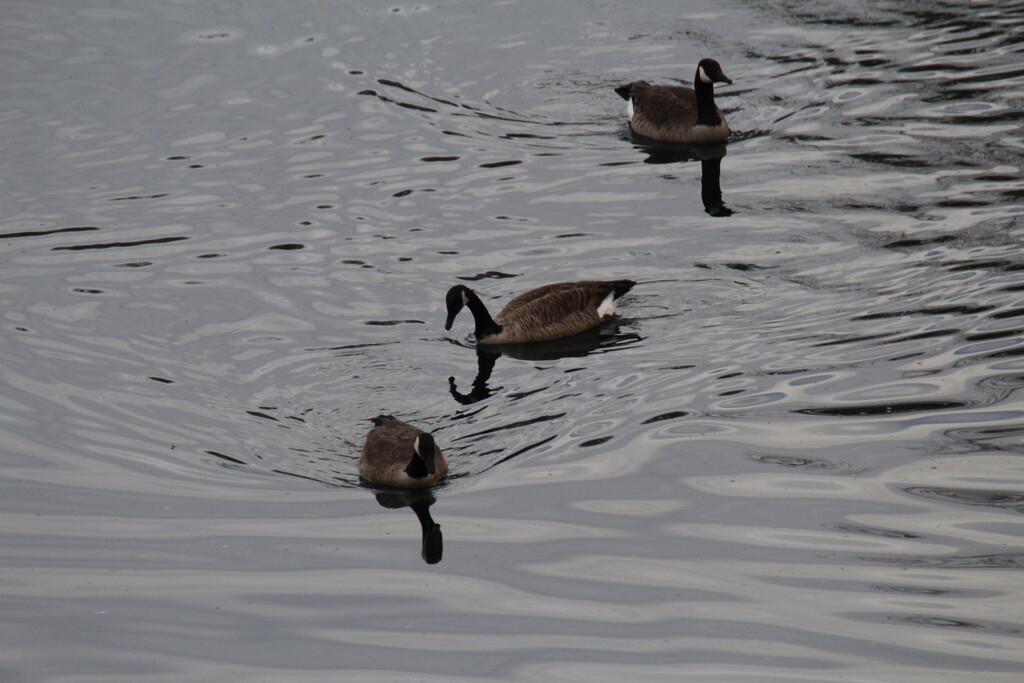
[904,486,1024,513]
[935,199,991,208]
[268,243,304,250]
[52,236,188,251]
[271,468,345,486]
[500,133,555,140]
[247,411,279,422]
[811,332,892,347]
[478,434,559,473]
[866,554,1024,569]
[206,450,246,465]
[479,160,522,169]
[944,424,1024,454]
[798,400,968,417]
[946,259,1024,273]
[833,524,919,540]
[642,411,688,424]
[148,377,174,384]
[358,88,438,113]
[850,153,932,168]
[364,320,425,326]
[898,62,978,75]
[115,261,152,267]
[882,234,956,249]
[456,271,518,281]
[376,78,459,108]
[976,344,1024,360]
[853,304,993,321]
[507,386,549,401]
[871,585,952,596]
[455,412,566,440]
[886,328,959,344]
[978,374,1024,391]
[420,156,460,162]
[332,336,394,356]
[752,453,862,473]
[0,226,98,240]
[71,288,104,294]
[579,436,613,448]
[884,615,1023,636]
[988,307,1024,320]
[108,193,169,201]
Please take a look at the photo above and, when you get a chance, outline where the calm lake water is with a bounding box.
[2,0,1023,680]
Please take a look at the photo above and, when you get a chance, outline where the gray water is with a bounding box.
[2,0,1023,680]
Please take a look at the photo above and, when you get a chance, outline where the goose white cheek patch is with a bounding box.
[627,98,634,118]
[698,66,711,84]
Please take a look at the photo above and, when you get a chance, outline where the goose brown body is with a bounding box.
[445,279,636,345]
[615,58,732,144]
[359,415,447,489]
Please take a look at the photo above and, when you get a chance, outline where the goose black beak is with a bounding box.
[444,312,456,330]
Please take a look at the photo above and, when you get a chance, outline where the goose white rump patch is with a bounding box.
[597,291,617,318]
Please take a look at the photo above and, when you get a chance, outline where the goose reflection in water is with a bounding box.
[448,320,643,405]
[627,138,732,217]
[373,490,443,565]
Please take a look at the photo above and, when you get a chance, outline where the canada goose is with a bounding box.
[615,58,732,143]
[359,415,448,489]
[445,279,636,345]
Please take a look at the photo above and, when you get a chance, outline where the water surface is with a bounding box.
[1,0,1023,680]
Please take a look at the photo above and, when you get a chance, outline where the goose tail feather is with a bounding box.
[612,279,636,299]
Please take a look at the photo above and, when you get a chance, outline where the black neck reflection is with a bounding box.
[632,138,732,217]
[375,490,443,565]
[448,321,643,405]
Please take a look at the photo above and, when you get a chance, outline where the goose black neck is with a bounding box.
[464,289,502,340]
[405,454,430,479]
[693,73,722,127]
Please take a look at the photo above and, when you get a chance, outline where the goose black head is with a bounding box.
[412,433,437,475]
[697,58,732,85]
[444,285,471,330]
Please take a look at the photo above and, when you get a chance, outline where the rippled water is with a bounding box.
[2,0,1023,679]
